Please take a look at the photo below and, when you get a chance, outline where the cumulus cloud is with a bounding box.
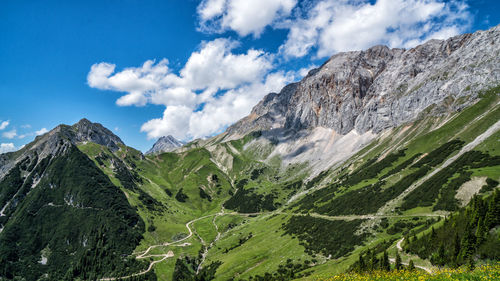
[2,129,17,139]
[280,0,471,58]
[88,38,295,140]
[0,143,16,154]
[35,128,49,136]
[198,0,297,37]
[0,120,9,130]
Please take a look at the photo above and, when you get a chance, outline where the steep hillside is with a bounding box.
[225,25,500,174]
[0,120,152,280]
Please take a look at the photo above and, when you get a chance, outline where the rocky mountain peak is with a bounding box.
[70,118,124,151]
[0,119,125,179]
[146,135,184,155]
[227,24,500,138]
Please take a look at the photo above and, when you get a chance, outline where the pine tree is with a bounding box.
[382,251,390,271]
[367,250,376,271]
[430,227,436,239]
[357,254,366,272]
[395,251,402,270]
[453,233,461,266]
[437,243,446,266]
[408,260,415,271]
[459,222,476,261]
[475,217,486,244]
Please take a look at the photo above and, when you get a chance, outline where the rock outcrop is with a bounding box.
[227,25,500,137]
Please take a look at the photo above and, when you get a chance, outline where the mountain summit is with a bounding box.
[146,135,184,155]
[70,118,124,151]
[228,25,500,138]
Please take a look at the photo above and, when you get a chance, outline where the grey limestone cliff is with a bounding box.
[227,25,500,137]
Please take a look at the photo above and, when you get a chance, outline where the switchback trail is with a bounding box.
[100,208,242,280]
[99,205,448,279]
[99,213,217,280]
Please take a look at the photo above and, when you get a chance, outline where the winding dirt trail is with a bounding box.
[100,208,237,280]
[389,238,433,274]
[99,251,174,281]
[99,213,216,280]
[98,203,451,280]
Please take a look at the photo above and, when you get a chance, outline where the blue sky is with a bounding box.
[0,0,498,153]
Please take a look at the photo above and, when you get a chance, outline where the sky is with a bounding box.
[0,0,499,153]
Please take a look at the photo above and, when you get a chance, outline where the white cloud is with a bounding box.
[35,128,49,136]
[2,129,17,139]
[198,0,297,37]
[0,143,16,154]
[88,38,295,140]
[21,124,31,129]
[280,0,471,58]
[297,64,318,78]
[142,70,295,139]
[88,59,169,106]
[0,120,9,130]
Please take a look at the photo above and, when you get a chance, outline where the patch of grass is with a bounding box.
[320,263,500,281]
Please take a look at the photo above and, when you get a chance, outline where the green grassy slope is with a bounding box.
[68,87,500,280]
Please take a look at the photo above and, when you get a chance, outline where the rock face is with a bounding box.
[146,135,184,155]
[227,25,500,137]
[70,118,124,151]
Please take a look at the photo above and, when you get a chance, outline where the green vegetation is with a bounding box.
[294,140,466,216]
[282,215,368,258]
[172,256,221,280]
[402,150,500,211]
[341,149,406,187]
[0,145,150,280]
[241,259,313,281]
[223,187,276,213]
[323,263,500,281]
[1,86,498,280]
[176,188,189,202]
[404,191,500,267]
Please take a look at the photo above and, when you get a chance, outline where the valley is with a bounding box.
[0,25,499,280]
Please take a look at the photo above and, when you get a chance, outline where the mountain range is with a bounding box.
[0,25,499,280]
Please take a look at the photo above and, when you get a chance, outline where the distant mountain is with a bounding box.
[146,135,184,155]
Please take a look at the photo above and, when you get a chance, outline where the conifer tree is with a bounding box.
[381,251,390,271]
[395,251,402,270]
[357,254,366,272]
[408,260,415,271]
